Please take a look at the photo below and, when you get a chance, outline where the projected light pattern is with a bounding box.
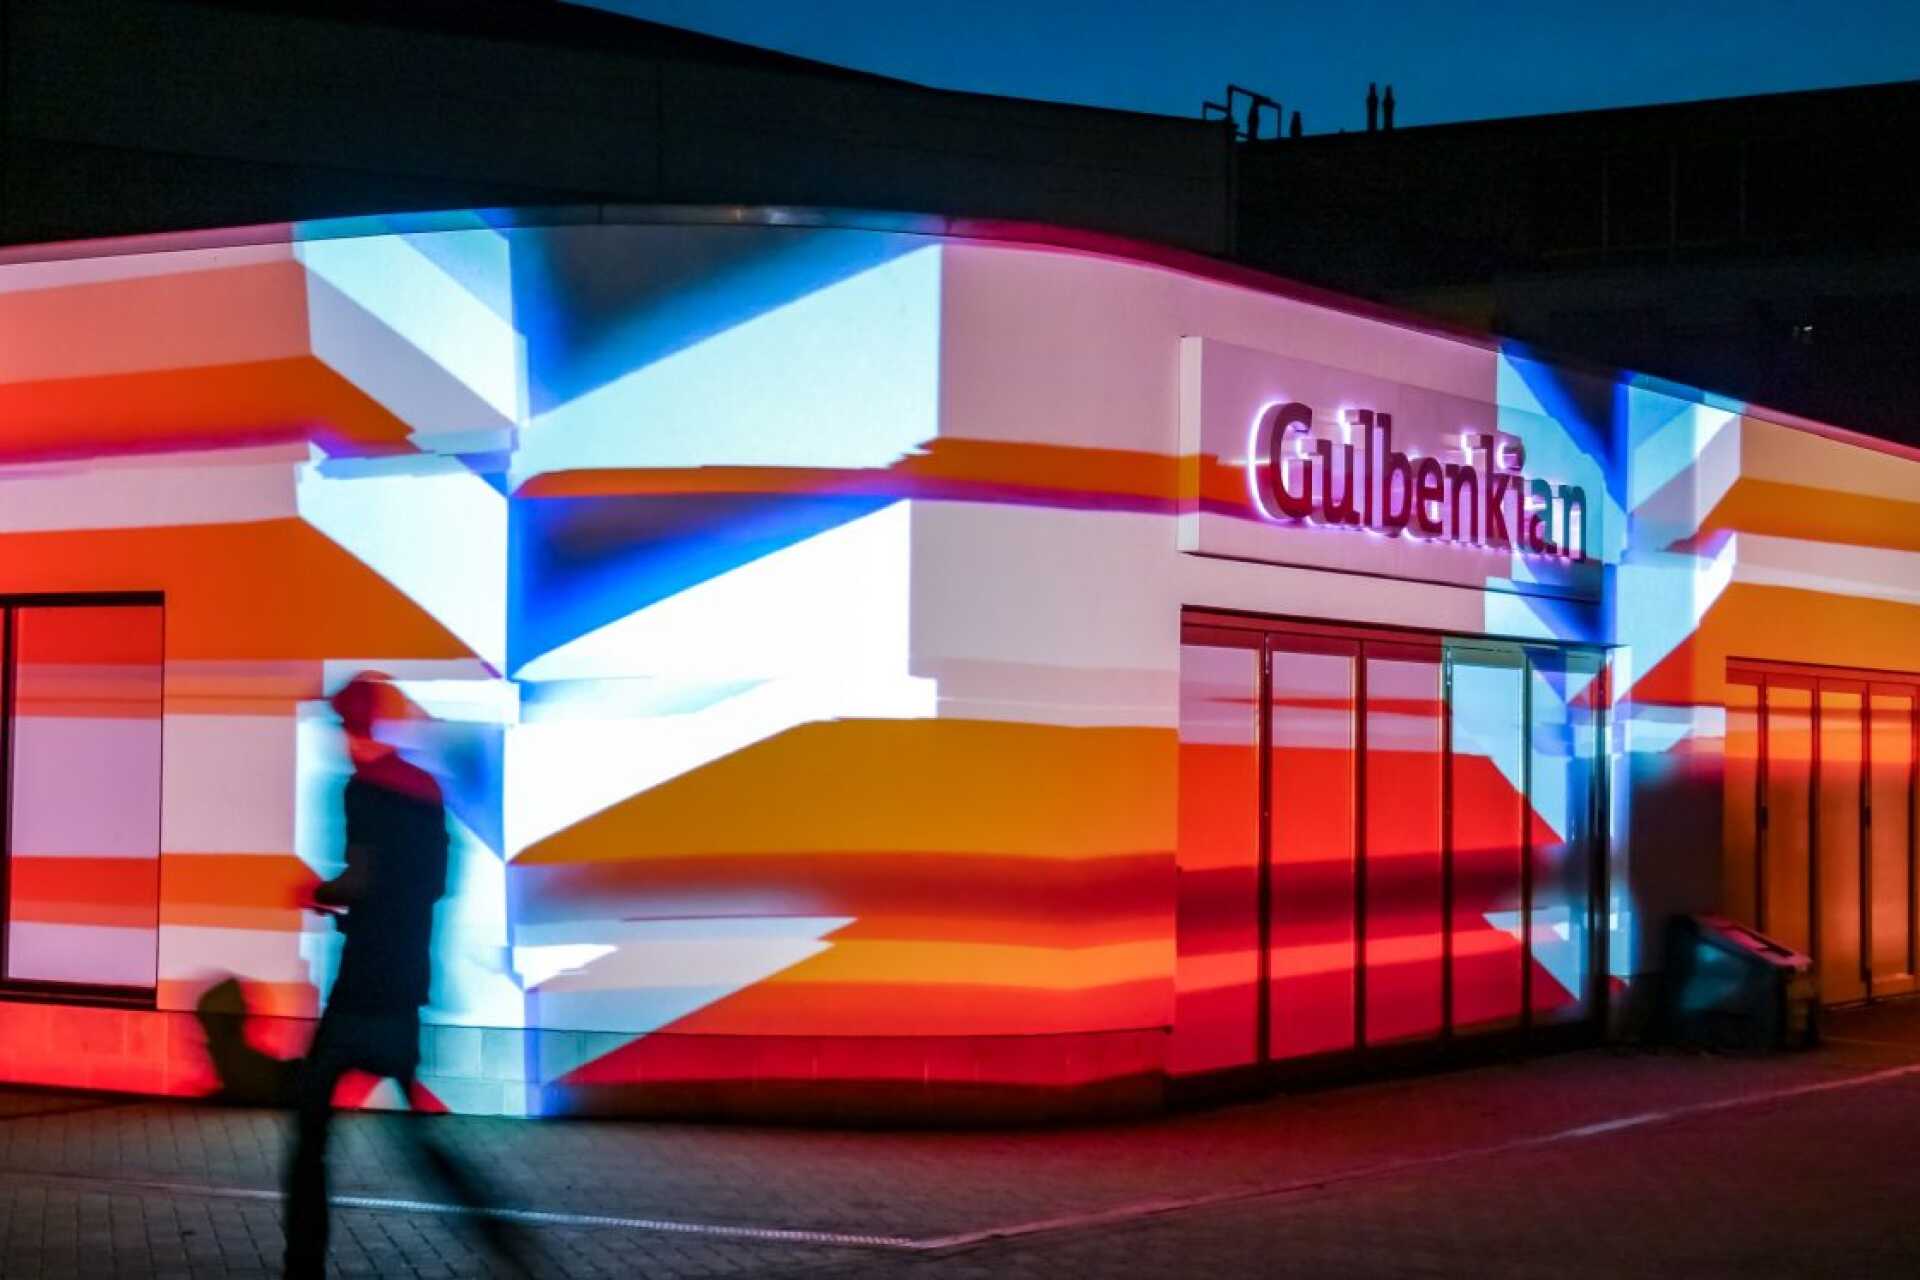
[0,211,1914,1116]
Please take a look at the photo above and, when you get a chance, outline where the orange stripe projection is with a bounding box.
[0,260,305,380]
[0,521,472,660]
[516,437,1184,504]
[160,853,316,931]
[0,258,411,459]
[6,856,157,927]
[518,719,1174,864]
[0,359,417,461]
[647,977,1170,1039]
[518,719,1177,1039]
[515,855,1168,953]
[1699,478,1920,554]
[1633,584,1920,706]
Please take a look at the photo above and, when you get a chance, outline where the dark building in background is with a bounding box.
[1235,81,1920,444]
[0,0,1229,253]
[1,0,1916,443]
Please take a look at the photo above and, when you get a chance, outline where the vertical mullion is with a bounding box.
[1592,655,1612,1034]
[1354,645,1369,1054]
[1255,637,1273,1069]
[1440,651,1455,1044]
[1810,687,1822,979]
[0,606,13,984]
[150,603,167,1001]
[1520,651,1534,1035]
[1757,678,1771,932]
[1910,692,1918,981]
[1862,684,1874,996]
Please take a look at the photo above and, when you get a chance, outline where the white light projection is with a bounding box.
[518,915,856,1073]
[297,229,523,441]
[506,500,932,858]
[295,458,509,673]
[509,245,942,486]
[0,443,302,533]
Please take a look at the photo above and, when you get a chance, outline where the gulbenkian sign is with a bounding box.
[1179,337,1608,601]
[1249,403,1588,560]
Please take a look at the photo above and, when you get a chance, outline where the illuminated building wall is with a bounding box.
[0,211,1914,1118]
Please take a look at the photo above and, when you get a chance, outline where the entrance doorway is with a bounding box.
[1725,664,1920,1005]
[1173,615,1608,1084]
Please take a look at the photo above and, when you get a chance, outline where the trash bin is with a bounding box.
[1664,913,1818,1051]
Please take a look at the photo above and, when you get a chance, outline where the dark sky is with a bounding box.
[578,0,1919,131]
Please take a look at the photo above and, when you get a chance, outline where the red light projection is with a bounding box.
[1174,620,1604,1076]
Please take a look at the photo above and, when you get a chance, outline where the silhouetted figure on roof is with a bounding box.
[1383,84,1397,131]
[1367,82,1379,132]
[282,673,529,1279]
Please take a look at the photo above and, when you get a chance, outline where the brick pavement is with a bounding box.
[2,1002,1920,1276]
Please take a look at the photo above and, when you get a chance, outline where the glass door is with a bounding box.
[1362,641,1445,1047]
[1267,635,1360,1060]
[1526,648,1604,1026]
[1726,663,1920,1007]
[1817,683,1867,1004]
[1174,615,1609,1082]
[1446,645,1526,1036]
[1761,681,1816,958]
[1172,628,1263,1076]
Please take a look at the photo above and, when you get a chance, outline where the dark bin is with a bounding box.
[1665,913,1818,1051]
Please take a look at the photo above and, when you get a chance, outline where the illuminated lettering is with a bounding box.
[1412,457,1446,538]
[1245,408,1585,561]
[1257,401,1318,519]
[1445,463,1480,542]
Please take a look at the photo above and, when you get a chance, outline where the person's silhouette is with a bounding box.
[283,673,524,1278]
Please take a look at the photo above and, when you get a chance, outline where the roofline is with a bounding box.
[4,202,1913,466]
[1260,75,1920,146]
[187,0,1216,131]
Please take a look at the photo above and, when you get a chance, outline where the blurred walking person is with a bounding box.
[284,672,525,1278]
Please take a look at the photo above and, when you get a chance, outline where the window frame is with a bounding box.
[0,591,165,1009]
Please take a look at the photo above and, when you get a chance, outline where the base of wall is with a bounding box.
[1607,973,1664,1043]
[0,1002,1174,1124]
[0,997,1639,1125]
[540,1073,1166,1127]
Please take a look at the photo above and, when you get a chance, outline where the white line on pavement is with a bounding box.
[908,1057,1920,1251]
[6,1057,1920,1256]
[0,1169,917,1250]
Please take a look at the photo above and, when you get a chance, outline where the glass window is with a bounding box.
[1172,635,1262,1075]
[1817,686,1866,1004]
[1268,638,1358,1059]
[1363,643,1444,1046]
[5,603,164,991]
[1723,679,1762,927]
[1763,683,1815,956]
[1448,648,1525,1034]
[1869,690,1915,994]
[1528,650,1602,1026]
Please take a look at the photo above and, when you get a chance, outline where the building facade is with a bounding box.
[0,208,1914,1121]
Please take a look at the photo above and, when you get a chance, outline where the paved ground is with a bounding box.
[6,1003,1920,1277]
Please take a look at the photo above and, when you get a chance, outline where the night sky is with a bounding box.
[579,0,1920,132]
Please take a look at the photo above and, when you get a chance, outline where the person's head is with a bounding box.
[330,671,402,764]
